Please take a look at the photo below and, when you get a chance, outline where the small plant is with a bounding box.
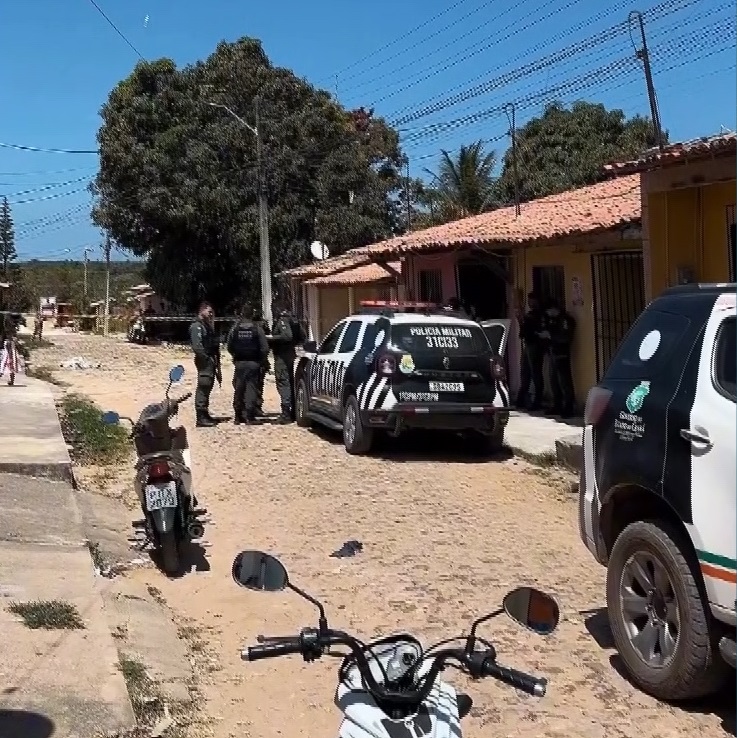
[27,364,66,386]
[59,393,130,466]
[9,600,85,630]
[118,657,162,724]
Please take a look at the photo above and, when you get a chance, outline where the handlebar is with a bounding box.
[241,628,547,703]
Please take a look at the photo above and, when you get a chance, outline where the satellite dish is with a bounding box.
[310,241,330,260]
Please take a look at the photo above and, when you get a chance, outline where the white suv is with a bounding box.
[579,283,735,701]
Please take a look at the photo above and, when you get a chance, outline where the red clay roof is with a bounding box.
[354,175,640,256]
[279,252,371,279]
[604,133,737,175]
[306,261,400,287]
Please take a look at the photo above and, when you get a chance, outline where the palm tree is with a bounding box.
[425,140,498,222]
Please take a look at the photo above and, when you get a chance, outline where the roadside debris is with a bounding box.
[330,540,363,558]
[60,356,101,370]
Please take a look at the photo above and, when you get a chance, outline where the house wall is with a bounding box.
[404,252,459,300]
[642,156,736,300]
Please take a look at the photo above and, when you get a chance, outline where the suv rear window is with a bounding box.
[714,317,736,400]
[605,309,691,380]
[390,323,488,353]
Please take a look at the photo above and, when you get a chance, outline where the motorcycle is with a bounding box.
[102,365,207,575]
[231,550,560,738]
[127,317,147,344]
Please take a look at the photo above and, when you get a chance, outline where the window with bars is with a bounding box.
[727,205,735,282]
[531,265,566,306]
[417,269,443,303]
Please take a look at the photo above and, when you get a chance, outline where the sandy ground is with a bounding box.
[30,331,732,738]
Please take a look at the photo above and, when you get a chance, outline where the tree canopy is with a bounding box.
[92,38,404,312]
[0,196,16,279]
[494,101,664,203]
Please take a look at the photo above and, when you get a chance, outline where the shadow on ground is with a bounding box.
[0,709,55,738]
[583,607,736,735]
[308,425,513,463]
[149,541,210,579]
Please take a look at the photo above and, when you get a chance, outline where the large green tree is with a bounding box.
[0,196,16,280]
[495,101,664,203]
[92,39,404,312]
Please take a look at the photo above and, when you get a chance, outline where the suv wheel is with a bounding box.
[606,519,729,700]
[295,378,311,428]
[343,395,373,455]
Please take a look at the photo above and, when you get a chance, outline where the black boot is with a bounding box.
[276,409,293,424]
[196,410,216,427]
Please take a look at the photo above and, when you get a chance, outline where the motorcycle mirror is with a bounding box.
[503,587,560,635]
[169,365,185,383]
[232,550,289,592]
[101,411,121,425]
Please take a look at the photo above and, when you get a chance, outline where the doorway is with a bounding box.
[592,250,645,381]
[456,252,509,320]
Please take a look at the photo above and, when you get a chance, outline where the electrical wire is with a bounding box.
[85,0,145,60]
[0,176,92,199]
[0,142,98,154]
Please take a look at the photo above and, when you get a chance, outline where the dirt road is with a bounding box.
[33,332,731,738]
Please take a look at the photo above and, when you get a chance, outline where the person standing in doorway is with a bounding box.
[226,304,269,425]
[543,298,576,418]
[515,292,545,411]
[189,302,221,428]
[269,300,297,424]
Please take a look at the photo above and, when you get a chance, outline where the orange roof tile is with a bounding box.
[353,175,640,256]
[605,133,737,175]
[306,261,401,286]
[279,252,371,279]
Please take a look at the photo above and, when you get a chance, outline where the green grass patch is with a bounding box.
[9,600,85,630]
[59,393,129,466]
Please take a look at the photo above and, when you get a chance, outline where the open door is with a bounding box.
[480,319,511,356]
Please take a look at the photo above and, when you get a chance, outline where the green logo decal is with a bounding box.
[625,381,650,414]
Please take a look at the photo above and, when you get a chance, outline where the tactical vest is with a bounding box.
[231,321,261,361]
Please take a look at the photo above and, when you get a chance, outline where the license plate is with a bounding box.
[144,481,177,511]
[429,382,464,392]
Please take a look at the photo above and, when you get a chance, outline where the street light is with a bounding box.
[206,101,273,325]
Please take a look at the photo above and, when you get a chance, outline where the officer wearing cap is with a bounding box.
[226,303,269,425]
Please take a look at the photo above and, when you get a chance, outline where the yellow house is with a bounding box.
[352,175,643,408]
[280,254,400,341]
[605,132,736,299]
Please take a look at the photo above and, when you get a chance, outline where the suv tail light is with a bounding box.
[584,387,612,426]
[376,354,397,376]
[490,357,506,380]
[148,460,171,480]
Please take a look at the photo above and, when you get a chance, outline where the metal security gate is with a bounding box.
[592,251,645,382]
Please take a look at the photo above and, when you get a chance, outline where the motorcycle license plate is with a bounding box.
[428,381,464,392]
[144,481,177,511]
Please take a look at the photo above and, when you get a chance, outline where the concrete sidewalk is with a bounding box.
[0,475,135,737]
[0,375,73,483]
[505,410,583,470]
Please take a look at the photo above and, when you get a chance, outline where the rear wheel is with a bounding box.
[343,395,373,455]
[606,520,729,700]
[467,423,505,456]
[159,531,180,576]
[295,378,311,428]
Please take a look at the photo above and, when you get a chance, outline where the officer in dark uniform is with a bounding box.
[515,292,546,411]
[226,303,269,424]
[542,298,576,419]
[269,300,297,424]
[253,307,271,417]
[189,302,221,428]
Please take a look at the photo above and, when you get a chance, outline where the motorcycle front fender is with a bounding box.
[149,507,177,535]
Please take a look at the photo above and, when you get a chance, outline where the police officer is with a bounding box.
[189,302,221,428]
[269,300,297,424]
[226,303,269,424]
[253,306,271,417]
[542,298,576,419]
[515,292,546,411]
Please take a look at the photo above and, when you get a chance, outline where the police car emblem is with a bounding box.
[442,356,450,369]
[625,381,650,414]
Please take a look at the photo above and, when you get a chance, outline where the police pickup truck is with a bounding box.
[294,301,511,455]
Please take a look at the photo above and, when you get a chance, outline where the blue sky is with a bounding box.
[1,0,734,261]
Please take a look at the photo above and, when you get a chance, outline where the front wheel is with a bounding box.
[343,395,373,455]
[606,519,729,700]
[159,530,180,576]
[295,378,311,428]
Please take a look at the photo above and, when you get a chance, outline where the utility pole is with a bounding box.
[405,157,412,232]
[206,100,273,324]
[630,11,664,151]
[103,237,111,337]
[504,102,521,217]
[254,98,273,325]
[83,246,93,307]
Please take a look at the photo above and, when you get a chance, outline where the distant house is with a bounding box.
[125,284,171,315]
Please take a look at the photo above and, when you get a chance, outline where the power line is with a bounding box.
[86,0,145,60]
[0,141,98,154]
